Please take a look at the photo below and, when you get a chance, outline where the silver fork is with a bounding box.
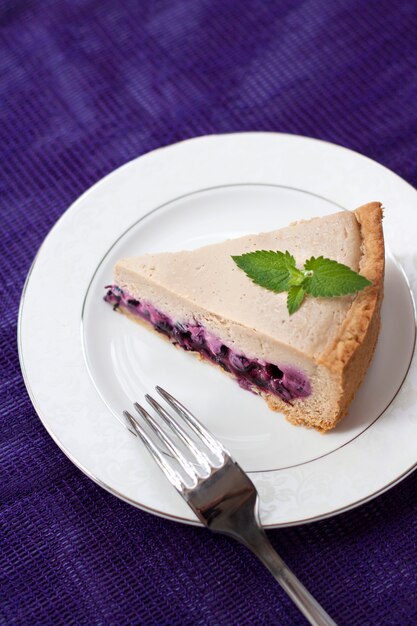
[124,387,337,626]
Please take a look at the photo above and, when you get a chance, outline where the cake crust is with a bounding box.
[265,202,384,431]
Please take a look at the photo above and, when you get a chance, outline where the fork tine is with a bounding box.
[134,403,198,487]
[156,387,226,465]
[123,411,185,492]
[145,395,212,478]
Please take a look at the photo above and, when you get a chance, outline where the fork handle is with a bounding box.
[242,529,337,626]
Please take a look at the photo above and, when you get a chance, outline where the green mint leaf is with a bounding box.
[303,256,372,297]
[287,285,305,315]
[232,249,372,315]
[232,250,297,293]
[288,265,305,286]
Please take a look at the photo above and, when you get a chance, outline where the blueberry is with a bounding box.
[172,325,183,338]
[237,377,253,392]
[189,326,205,346]
[282,369,311,398]
[270,379,292,402]
[155,319,172,334]
[265,364,284,380]
[215,358,229,371]
[127,298,140,307]
[109,293,121,311]
[229,353,252,372]
[181,340,194,351]
[251,366,269,386]
[180,332,194,351]
[218,344,229,357]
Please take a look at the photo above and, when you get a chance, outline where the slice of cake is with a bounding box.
[105,202,384,431]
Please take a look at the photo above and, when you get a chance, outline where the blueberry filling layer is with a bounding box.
[104,286,311,403]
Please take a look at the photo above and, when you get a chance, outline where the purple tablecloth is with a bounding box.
[1,1,416,624]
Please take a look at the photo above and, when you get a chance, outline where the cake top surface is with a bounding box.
[116,210,364,358]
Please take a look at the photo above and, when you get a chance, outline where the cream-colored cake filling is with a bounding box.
[115,210,362,373]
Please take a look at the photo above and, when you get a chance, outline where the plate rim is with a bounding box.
[18,131,417,528]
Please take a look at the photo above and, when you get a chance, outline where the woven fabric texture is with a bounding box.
[1,1,417,624]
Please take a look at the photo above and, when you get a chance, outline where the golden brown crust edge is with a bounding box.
[321,202,385,369]
[264,202,385,432]
[319,201,385,429]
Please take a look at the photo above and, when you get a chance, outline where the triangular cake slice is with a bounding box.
[105,202,384,431]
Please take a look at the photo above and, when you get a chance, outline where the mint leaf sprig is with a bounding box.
[232,251,371,315]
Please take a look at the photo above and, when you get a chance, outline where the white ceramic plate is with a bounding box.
[19,133,417,527]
